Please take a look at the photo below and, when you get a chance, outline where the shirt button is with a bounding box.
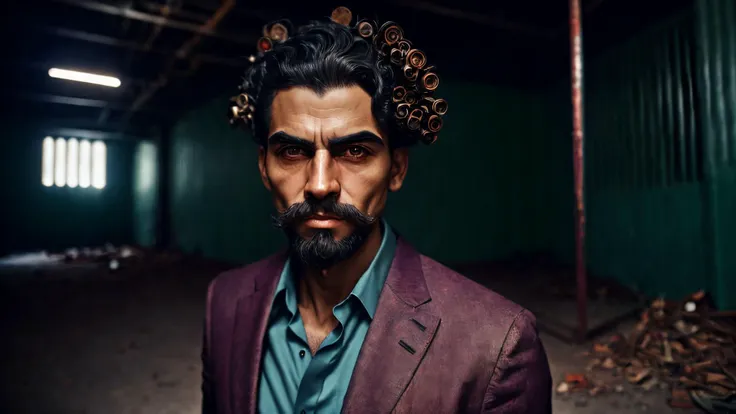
[299,350,306,358]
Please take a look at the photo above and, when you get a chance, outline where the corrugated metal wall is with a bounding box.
[383,83,569,263]
[169,98,284,263]
[583,1,736,308]
[133,141,158,247]
[583,10,710,299]
[695,0,736,309]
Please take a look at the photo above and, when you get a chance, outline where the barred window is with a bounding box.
[41,136,107,189]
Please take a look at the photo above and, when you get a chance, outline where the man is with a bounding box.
[202,7,552,414]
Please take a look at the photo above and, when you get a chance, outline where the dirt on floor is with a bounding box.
[0,255,706,414]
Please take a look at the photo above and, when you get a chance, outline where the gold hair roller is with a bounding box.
[396,103,411,119]
[383,24,403,45]
[356,20,375,38]
[407,108,424,130]
[236,93,250,107]
[424,97,448,115]
[420,129,438,145]
[420,72,439,91]
[330,6,353,26]
[398,40,412,53]
[425,114,443,133]
[406,49,426,69]
[268,23,289,41]
[390,48,404,66]
[403,65,418,82]
[392,86,407,103]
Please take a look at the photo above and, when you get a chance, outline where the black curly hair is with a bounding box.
[240,20,411,148]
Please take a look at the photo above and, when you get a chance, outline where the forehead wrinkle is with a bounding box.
[288,114,371,142]
[304,98,367,116]
[270,86,380,144]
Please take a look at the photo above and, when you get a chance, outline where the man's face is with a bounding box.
[259,86,408,267]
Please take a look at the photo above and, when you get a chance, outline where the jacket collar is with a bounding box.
[229,237,439,414]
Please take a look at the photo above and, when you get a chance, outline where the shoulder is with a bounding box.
[206,251,286,314]
[420,255,549,372]
[418,254,527,325]
[416,253,550,398]
[416,253,544,352]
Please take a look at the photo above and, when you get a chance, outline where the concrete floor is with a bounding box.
[0,258,703,414]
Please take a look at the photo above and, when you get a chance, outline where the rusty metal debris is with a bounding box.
[62,244,142,263]
[670,388,696,409]
[555,372,614,398]
[53,244,196,274]
[585,291,736,412]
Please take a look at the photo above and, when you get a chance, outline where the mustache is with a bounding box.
[271,195,377,229]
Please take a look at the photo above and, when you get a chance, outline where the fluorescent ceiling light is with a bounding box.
[48,68,121,88]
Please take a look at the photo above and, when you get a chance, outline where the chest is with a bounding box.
[300,308,340,355]
[257,308,372,414]
[303,323,335,355]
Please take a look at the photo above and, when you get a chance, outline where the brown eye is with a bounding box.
[280,146,306,159]
[345,146,366,158]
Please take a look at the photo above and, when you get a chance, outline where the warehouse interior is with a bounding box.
[1,0,735,413]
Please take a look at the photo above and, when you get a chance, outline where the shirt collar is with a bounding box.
[272,219,397,320]
[350,219,396,318]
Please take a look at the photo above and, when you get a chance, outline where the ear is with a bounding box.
[258,146,272,191]
[388,148,409,192]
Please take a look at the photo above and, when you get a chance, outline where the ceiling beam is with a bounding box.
[395,0,555,39]
[39,25,249,67]
[16,92,170,113]
[23,93,111,108]
[14,116,155,140]
[139,1,210,23]
[50,0,255,45]
[123,0,237,121]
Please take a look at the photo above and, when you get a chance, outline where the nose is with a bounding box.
[304,149,340,200]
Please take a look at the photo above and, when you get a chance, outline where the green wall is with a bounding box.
[132,141,158,247]
[695,0,736,309]
[576,1,736,308]
[581,10,711,299]
[169,98,283,263]
[0,120,135,255]
[384,83,572,263]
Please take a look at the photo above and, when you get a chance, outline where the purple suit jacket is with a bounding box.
[201,238,552,414]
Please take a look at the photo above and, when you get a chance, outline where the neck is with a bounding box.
[296,221,383,325]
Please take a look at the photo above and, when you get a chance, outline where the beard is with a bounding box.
[271,195,378,269]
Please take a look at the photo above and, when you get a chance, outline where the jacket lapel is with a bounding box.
[229,252,286,414]
[342,239,441,414]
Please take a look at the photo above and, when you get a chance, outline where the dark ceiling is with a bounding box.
[3,0,692,139]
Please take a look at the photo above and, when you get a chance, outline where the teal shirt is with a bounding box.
[257,221,397,414]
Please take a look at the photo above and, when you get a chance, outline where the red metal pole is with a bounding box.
[570,0,588,342]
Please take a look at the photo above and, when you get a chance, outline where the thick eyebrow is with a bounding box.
[266,130,385,149]
[267,131,315,149]
[329,131,385,147]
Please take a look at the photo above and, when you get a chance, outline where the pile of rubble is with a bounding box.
[59,244,189,272]
[63,243,140,260]
[61,243,144,270]
[557,291,736,413]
